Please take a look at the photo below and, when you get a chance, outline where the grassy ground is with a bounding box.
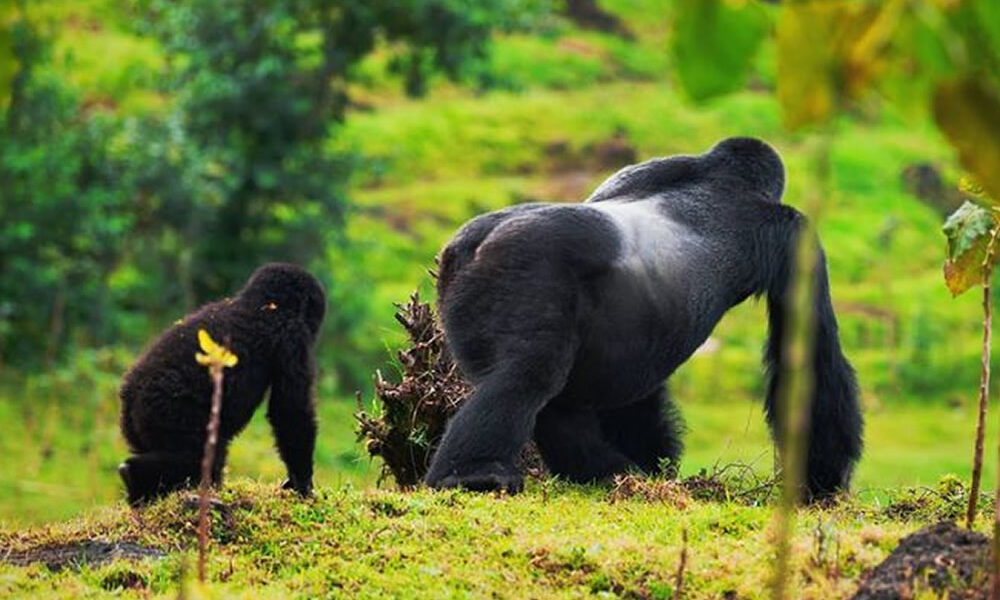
[2,387,994,526]
[0,479,980,599]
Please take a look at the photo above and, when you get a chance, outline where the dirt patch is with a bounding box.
[851,521,990,600]
[3,540,165,571]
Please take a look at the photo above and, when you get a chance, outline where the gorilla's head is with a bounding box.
[241,262,327,336]
[706,137,786,204]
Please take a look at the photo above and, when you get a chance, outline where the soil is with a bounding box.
[3,539,165,571]
[852,521,990,600]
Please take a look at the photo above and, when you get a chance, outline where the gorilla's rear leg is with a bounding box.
[599,386,684,475]
[427,212,612,492]
[120,452,202,506]
[120,443,228,506]
[534,402,635,483]
[425,345,575,492]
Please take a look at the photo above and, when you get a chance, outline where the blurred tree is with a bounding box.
[135,0,541,298]
[0,0,548,383]
[0,15,131,368]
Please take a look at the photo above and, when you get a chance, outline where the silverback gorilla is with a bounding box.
[119,263,325,506]
[425,137,863,500]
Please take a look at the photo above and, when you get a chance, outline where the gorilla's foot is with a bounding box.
[282,478,315,499]
[427,460,524,494]
[118,462,139,507]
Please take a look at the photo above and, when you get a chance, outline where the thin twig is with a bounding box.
[968,226,998,530]
[197,366,224,582]
[674,527,688,599]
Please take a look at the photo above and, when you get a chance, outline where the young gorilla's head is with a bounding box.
[240,263,327,336]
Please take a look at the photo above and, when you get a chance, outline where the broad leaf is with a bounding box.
[776,1,886,129]
[671,0,769,102]
[942,201,998,296]
[933,78,1000,205]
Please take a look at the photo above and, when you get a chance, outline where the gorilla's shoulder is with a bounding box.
[586,137,785,204]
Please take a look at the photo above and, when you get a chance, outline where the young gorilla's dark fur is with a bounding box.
[425,137,863,501]
[119,262,326,506]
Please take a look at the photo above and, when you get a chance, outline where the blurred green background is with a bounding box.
[2,0,999,525]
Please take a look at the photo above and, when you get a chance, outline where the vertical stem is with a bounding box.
[772,136,830,600]
[994,409,1000,600]
[771,226,819,600]
[674,527,688,599]
[968,278,991,529]
[197,367,224,583]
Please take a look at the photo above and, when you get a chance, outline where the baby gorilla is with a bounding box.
[118,262,326,506]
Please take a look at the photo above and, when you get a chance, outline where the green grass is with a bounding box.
[2,369,994,527]
[0,478,975,599]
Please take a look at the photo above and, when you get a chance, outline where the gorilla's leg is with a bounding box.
[425,349,574,492]
[599,387,684,475]
[120,438,229,506]
[426,284,579,491]
[534,402,635,482]
[119,452,201,506]
[765,248,863,501]
[427,210,617,492]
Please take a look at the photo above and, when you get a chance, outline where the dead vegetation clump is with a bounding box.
[880,476,973,523]
[607,463,779,509]
[355,292,469,488]
[608,474,691,508]
[682,463,778,506]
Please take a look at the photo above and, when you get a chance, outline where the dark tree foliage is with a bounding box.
[0,1,542,375]
[135,0,537,298]
[0,19,130,366]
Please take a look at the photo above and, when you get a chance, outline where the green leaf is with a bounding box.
[943,201,994,260]
[933,78,1000,205]
[942,201,998,296]
[671,0,769,102]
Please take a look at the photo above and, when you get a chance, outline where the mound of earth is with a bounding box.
[4,540,164,571]
[852,521,990,599]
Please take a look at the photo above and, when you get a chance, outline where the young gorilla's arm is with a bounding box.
[267,322,318,496]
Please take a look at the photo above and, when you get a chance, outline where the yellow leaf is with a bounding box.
[195,329,239,368]
[776,1,888,129]
[934,78,1000,206]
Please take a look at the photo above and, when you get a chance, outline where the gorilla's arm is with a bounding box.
[761,227,862,499]
[267,322,318,496]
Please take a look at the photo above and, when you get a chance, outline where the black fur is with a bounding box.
[425,137,862,500]
[118,262,326,506]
